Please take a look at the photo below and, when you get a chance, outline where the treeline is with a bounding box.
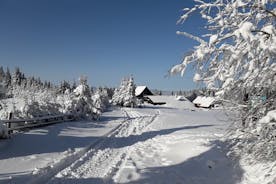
[0,66,115,98]
[150,88,209,97]
[0,66,53,90]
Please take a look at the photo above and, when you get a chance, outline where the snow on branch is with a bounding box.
[176,31,207,45]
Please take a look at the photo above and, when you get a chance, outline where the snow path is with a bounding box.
[47,109,159,183]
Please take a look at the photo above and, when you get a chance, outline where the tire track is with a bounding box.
[27,110,132,184]
[45,108,159,183]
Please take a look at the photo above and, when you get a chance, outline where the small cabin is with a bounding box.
[193,96,217,108]
[135,86,153,98]
[186,92,198,102]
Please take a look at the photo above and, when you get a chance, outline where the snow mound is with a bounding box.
[259,110,276,124]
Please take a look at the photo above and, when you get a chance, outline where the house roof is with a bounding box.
[135,86,147,96]
[193,96,216,108]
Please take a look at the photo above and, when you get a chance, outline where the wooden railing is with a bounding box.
[2,114,75,134]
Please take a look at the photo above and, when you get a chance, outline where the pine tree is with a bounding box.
[0,66,5,82]
[5,68,11,88]
[112,76,137,107]
[59,80,71,94]
[12,67,22,86]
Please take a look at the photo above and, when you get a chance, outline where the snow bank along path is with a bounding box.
[38,109,159,183]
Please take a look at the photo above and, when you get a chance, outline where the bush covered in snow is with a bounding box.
[112,76,138,107]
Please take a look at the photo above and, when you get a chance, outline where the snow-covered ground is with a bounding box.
[0,96,250,183]
[0,108,126,183]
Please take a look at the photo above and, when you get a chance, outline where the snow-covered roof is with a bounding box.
[135,86,147,96]
[176,96,186,101]
[193,96,216,108]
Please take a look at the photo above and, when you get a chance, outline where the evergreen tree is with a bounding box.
[112,76,137,107]
[59,80,71,94]
[12,67,22,86]
[5,68,11,88]
[0,66,5,82]
[72,81,77,91]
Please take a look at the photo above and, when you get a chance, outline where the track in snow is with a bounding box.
[33,108,159,184]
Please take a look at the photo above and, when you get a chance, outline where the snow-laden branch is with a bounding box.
[176,31,207,45]
[172,0,276,96]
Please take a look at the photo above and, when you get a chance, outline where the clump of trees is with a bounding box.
[171,0,276,162]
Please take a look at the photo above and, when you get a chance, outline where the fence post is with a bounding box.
[8,112,13,134]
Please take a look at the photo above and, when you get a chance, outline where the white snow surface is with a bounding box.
[0,96,271,183]
[259,110,276,124]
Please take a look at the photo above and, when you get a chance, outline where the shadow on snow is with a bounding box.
[32,141,244,184]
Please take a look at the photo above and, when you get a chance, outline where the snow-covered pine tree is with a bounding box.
[59,80,71,94]
[112,76,137,107]
[70,76,100,119]
[0,66,5,83]
[92,87,110,114]
[171,0,276,161]
[12,67,23,86]
[5,68,11,88]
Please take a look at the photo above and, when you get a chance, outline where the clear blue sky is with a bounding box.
[0,0,205,91]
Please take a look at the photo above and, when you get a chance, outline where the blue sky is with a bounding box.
[0,0,205,91]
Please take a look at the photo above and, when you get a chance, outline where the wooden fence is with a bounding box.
[2,114,75,134]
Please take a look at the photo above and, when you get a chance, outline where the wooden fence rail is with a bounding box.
[2,114,75,134]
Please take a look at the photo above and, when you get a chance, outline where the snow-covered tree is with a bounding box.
[58,80,71,94]
[0,66,5,83]
[12,67,23,86]
[70,76,100,119]
[5,68,11,88]
[171,0,276,161]
[0,82,6,99]
[92,88,110,113]
[112,76,137,107]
